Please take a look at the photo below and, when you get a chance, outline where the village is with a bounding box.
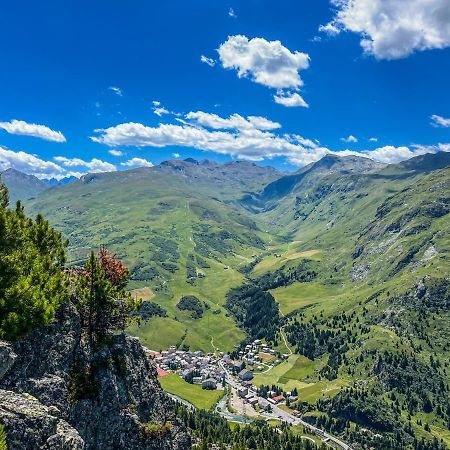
[143,340,354,450]
[145,339,299,416]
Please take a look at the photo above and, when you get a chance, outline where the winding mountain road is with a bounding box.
[219,363,354,450]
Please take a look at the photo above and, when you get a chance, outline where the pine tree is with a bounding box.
[0,180,67,339]
[75,249,139,348]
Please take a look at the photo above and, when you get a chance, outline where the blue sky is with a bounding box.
[0,0,450,178]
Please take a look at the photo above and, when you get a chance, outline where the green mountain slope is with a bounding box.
[6,153,450,447]
[240,152,450,448]
[24,159,281,352]
[0,168,48,203]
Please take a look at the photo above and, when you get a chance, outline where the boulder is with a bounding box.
[0,389,84,449]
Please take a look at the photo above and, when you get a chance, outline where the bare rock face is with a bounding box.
[0,341,16,380]
[0,302,191,450]
[0,390,84,450]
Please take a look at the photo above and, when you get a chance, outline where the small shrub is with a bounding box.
[140,421,173,439]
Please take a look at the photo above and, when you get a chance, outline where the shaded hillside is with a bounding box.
[353,165,450,283]
[254,152,450,244]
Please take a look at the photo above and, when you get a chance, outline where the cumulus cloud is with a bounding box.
[91,109,450,167]
[217,35,310,107]
[369,137,378,142]
[321,0,450,59]
[274,91,308,108]
[0,119,66,143]
[121,157,153,168]
[91,122,324,165]
[341,135,358,143]
[200,55,216,67]
[361,145,428,163]
[185,111,281,131]
[0,146,64,178]
[108,86,123,96]
[108,149,124,156]
[431,114,450,127]
[218,35,310,89]
[53,156,116,172]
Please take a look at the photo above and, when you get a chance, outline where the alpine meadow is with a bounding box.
[1,1,450,450]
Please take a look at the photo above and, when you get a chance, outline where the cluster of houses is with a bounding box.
[147,346,226,390]
[236,385,297,412]
[148,339,287,397]
[234,339,283,369]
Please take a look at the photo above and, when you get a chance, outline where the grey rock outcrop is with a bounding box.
[0,302,191,450]
[0,341,16,380]
[0,390,84,449]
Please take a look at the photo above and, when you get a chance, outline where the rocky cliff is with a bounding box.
[0,302,191,450]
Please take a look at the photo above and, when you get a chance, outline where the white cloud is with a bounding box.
[108,149,124,156]
[438,143,450,152]
[411,143,450,154]
[91,109,450,167]
[0,146,118,180]
[217,35,310,106]
[341,135,358,143]
[54,156,116,172]
[121,157,153,168]
[200,55,216,67]
[369,137,378,142]
[185,111,281,131]
[172,153,181,158]
[151,100,170,117]
[431,114,450,127]
[153,107,170,117]
[91,122,321,165]
[274,91,308,108]
[218,35,309,89]
[361,145,428,163]
[318,22,340,35]
[109,86,123,96]
[228,7,237,18]
[0,146,64,178]
[321,0,450,59]
[0,119,66,143]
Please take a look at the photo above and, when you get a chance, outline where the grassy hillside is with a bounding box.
[24,159,281,352]
[7,153,450,447]
[241,153,450,448]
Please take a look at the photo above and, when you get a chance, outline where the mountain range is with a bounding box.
[3,152,450,448]
[0,168,78,203]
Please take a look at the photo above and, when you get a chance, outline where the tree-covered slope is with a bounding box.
[242,153,450,448]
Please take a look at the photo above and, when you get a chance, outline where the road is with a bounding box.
[280,328,292,355]
[220,363,354,450]
[167,393,195,411]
